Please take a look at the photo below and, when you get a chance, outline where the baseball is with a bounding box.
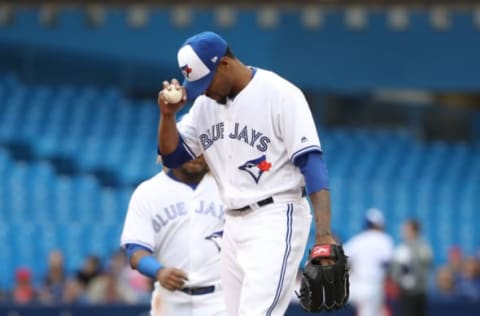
[163,85,183,104]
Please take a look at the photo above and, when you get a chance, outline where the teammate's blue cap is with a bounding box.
[177,31,228,101]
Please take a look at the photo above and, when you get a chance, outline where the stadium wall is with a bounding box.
[1,8,480,92]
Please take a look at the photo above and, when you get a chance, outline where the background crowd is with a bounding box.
[1,249,152,305]
[1,226,479,306]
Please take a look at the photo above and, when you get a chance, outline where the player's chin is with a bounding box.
[182,160,207,174]
[206,93,227,105]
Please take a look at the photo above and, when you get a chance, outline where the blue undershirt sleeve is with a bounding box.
[125,243,153,260]
[293,151,329,195]
[125,243,163,279]
[158,136,194,168]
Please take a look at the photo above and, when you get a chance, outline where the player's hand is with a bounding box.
[157,78,187,117]
[156,267,189,291]
[315,233,337,265]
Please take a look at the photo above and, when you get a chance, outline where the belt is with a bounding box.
[180,285,215,295]
[232,187,306,212]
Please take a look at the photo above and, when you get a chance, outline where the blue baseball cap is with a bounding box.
[365,208,385,227]
[177,31,228,101]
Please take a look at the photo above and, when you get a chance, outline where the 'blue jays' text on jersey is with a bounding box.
[177,68,322,209]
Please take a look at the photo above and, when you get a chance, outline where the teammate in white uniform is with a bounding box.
[157,32,340,316]
[343,208,394,316]
[120,156,226,316]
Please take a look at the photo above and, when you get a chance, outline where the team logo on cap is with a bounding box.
[238,155,272,184]
[181,64,192,78]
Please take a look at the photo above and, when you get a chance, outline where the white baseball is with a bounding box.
[163,85,183,104]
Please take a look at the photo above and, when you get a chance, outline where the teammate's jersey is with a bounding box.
[120,172,224,287]
[343,230,394,287]
[178,68,321,209]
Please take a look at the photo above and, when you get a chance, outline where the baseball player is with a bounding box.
[120,156,226,316]
[156,31,347,316]
[343,208,394,316]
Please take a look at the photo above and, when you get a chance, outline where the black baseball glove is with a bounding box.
[296,244,349,312]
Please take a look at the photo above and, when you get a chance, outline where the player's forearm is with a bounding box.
[309,189,335,244]
[158,114,180,155]
[129,249,152,269]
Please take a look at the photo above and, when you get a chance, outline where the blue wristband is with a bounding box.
[137,256,163,279]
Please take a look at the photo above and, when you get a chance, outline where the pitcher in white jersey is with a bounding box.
[156,31,345,316]
[120,156,226,316]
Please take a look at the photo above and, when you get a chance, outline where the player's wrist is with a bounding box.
[315,231,335,244]
[155,266,165,280]
[159,112,177,120]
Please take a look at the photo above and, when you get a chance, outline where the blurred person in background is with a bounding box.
[120,156,226,316]
[344,208,394,316]
[446,246,463,283]
[87,250,137,304]
[11,267,36,305]
[62,278,88,305]
[457,256,480,301]
[38,249,67,304]
[76,255,102,289]
[429,267,459,302]
[391,219,432,316]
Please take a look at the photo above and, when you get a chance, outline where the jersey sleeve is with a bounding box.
[176,105,202,158]
[120,184,156,251]
[276,87,322,163]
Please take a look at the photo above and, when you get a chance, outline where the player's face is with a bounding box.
[402,223,415,240]
[204,59,233,104]
[181,156,208,176]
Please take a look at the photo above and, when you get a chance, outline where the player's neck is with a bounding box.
[229,62,253,99]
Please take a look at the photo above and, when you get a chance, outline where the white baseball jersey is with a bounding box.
[343,230,394,316]
[120,171,226,316]
[176,68,319,316]
[178,68,322,210]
